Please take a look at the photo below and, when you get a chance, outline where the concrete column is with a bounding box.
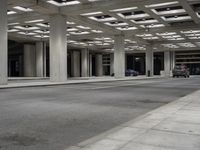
[140,57,145,75]
[125,54,128,70]
[71,51,80,77]
[89,54,93,77]
[24,44,36,77]
[95,54,103,76]
[164,51,171,77]
[50,14,67,82]
[19,55,23,77]
[0,0,7,84]
[87,51,90,76]
[110,53,114,76]
[43,42,47,77]
[36,42,45,77]
[81,49,89,77]
[114,35,125,78]
[170,51,176,70]
[146,46,154,77]
[133,56,135,70]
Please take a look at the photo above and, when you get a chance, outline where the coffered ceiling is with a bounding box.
[7,0,200,52]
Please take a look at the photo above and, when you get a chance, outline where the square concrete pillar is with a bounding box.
[170,51,176,70]
[95,54,103,76]
[81,49,89,77]
[24,44,36,77]
[114,35,125,78]
[89,54,93,77]
[0,0,8,84]
[71,51,81,77]
[146,46,154,77]
[50,14,67,82]
[36,42,46,77]
[164,51,171,77]
[110,53,114,76]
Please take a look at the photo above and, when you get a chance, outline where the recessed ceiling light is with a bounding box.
[141,24,165,28]
[91,30,103,33]
[13,6,33,12]
[116,26,137,31]
[7,10,17,15]
[18,32,37,35]
[66,21,75,25]
[181,30,200,34]
[47,0,80,6]
[77,25,91,29]
[145,1,179,8]
[14,26,40,30]
[34,30,49,34]
[70,31,90,35]
[104,21,128,27]
[81,11,103,16]
[8,29,19,32]
[109,7,137,12]
[25,19,44,23]
[67,28,78,31]
[34,35,49,38]
[156,32,177,36]
[8,22,19,26]
[89,16,117,22]
[36,23,50,28]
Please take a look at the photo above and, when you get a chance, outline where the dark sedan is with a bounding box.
[125,69,139,76]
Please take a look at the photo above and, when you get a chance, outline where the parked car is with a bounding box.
[125,69,139,76]
[172,65,190,78]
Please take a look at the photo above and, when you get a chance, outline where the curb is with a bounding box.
[0,76,165,89]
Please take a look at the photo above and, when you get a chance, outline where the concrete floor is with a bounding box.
[0,77,199,150]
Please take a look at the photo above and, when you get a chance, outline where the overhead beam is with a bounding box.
[8,12,49,24]
[154,46,200,52]
[124,23,200,35]
[8,0,59,14]
[138,6,170,26]
[8,32,41,42]
[60,0,182,15]
[178,0,200,24]
[155,38,200,44]
[31,0,59,14]
[104,10,142,29]
[67,15,121,35]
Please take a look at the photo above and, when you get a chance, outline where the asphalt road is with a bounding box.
[0,77,200,150]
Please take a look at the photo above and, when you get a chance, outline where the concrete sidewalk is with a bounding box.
[66,90,200,150]
[0,76,162,89]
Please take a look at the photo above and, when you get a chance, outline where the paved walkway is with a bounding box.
[66,90,200,150]
[0,76,161,89]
